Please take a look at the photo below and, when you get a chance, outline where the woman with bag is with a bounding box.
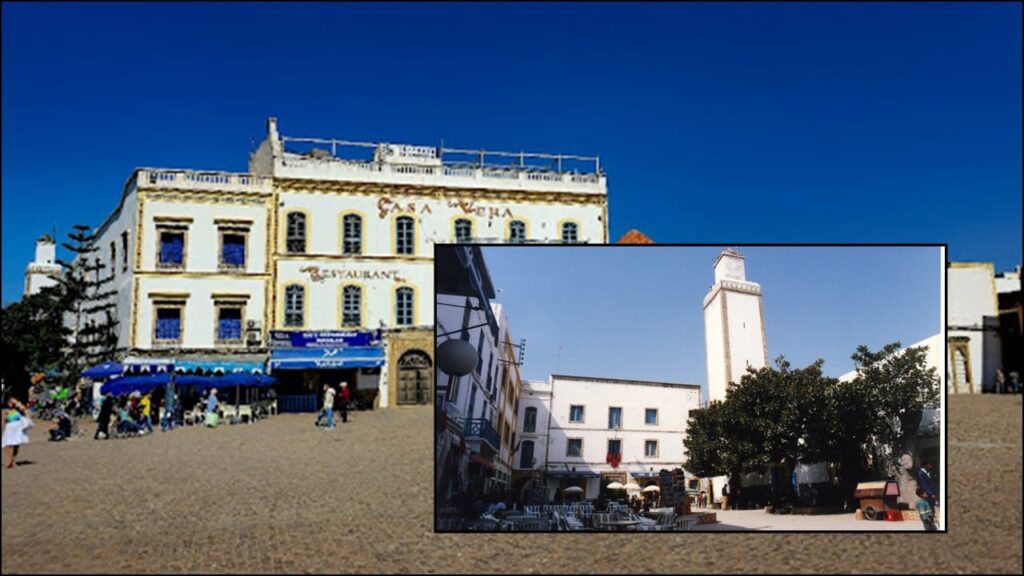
[3,397,34,468]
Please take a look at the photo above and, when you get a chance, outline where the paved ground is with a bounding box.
[692,509,925,531]
[2,395,1022,574]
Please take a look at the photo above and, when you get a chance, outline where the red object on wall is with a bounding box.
[606,452,622,468]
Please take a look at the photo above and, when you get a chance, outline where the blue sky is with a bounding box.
[480,246,943,399]
[2,3,1020,304]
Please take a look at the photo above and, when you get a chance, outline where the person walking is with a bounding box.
[916,460,938,512]
[337,382,350,424]
[3,397,33,468]
[205,389,220,428]
[139,393,154,434]
[94,392,114,440]
[916,488,938,531]
[720,483,729,511]
[322,384,336,431]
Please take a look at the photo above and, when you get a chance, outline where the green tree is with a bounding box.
[849,342,940,472]
[1,285,69,400]
[55,225,121,386]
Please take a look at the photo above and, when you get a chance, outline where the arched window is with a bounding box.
[395,216,415,255]
[519,440,535,469]
[395,286,414,326]
[523,406,537,433]
[561,222,578,244]
[509,220,526,243]
[341,285,362,327]
[454,219,473,243]
[286,212,307,253]
[284,284,305,327]
[342,214,362,255]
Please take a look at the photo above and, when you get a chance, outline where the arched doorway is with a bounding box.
[397,349,432,405]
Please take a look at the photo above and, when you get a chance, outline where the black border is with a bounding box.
[432,242,948,534]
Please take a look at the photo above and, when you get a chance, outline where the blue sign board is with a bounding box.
[270,330,382,349]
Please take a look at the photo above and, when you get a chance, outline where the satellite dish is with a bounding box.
[437,339,477,376]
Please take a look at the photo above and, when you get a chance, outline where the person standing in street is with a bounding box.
[205,389,220,428]
[337,382,350,424]
[916,488,938,531]
[322,384,336,430]
[94,392,113,440]
[3,397,33,468]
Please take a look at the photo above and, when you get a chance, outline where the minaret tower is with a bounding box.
[703,248,768,403]
[24,234,62,297]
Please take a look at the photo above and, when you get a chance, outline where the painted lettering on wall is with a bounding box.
[300,266,408,284]
[376,197,434,219]
[447,200,515,220]
[375,196,516,221]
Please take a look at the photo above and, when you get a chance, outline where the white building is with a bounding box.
[435,246,522,503]
[513,378,552,497]
[67,118,605,410]
[24,235,61,296]
[534,374,702,501]
[947,262,1002,393]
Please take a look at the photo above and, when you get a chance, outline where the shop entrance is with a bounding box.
[397,349,432,405]
[274,368,372,412]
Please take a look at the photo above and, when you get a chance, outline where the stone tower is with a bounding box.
[24,234,61,297]
[703,248,768,403]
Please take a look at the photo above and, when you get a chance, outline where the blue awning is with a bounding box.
[269,346,385,371]
[174,360,265,374]
[101,373,170,396]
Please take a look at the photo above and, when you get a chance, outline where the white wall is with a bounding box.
[135,276,266,349]
[277,189,604,249]
[948,265,1001,390]
[704,294,727,403]
[725,289,768,380]
[515,379,551,472]
[546,375,702,498]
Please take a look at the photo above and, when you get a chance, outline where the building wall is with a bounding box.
[546,375,701,499]
[514,379,551,472]
[703,293,727,403]
[84,181,140,351]
[274,259,433,330]
[948,264,1002,391]
[724,289,768,380]
[133,276,267,350]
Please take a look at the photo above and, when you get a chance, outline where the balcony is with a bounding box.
[135,169,273,194]
[464,418,501,451]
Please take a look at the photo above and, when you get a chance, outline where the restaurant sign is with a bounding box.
[270,330,383,349]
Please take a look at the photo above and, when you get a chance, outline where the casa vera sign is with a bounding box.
[376,196,516,221]
[300,266,408,284]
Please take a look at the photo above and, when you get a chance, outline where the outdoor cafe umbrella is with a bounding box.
[606,481,625,490]
[642,485,661,493]
[82,361,124,380]
[563,486,585,494]
[624,482,642,492]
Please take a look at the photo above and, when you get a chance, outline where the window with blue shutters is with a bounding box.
[158,231,185,268]
[220,233,246,269]
[154,306,183,343]
[217,306,243,342]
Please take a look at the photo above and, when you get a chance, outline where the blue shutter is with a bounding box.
[160,234,184,265]
[222,236,246,267]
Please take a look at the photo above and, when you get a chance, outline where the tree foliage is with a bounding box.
[685,342,940,503]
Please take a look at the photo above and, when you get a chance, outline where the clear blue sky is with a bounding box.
[481,246,943,400]
[2,3,1020,304]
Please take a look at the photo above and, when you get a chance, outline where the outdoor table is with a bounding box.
[603,519,641,531]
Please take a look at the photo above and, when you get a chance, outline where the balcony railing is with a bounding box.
[464,418,501,451]
[135,169,273,193]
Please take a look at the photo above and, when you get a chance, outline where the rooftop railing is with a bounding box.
[135,168,273,193]
[280,136,603,176]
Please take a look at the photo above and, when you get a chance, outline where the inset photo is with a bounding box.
[434,244,946,532]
